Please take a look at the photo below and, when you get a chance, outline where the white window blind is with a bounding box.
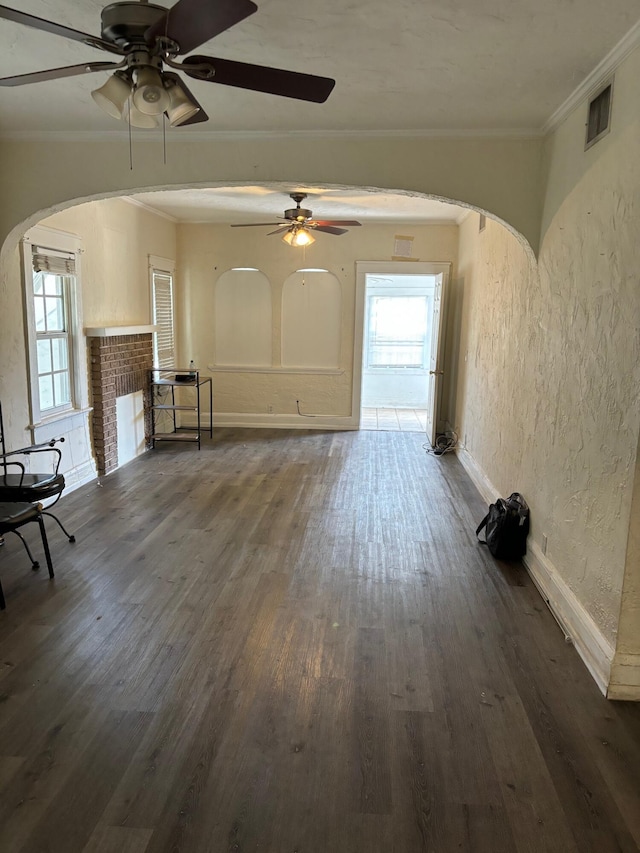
[152,270,175,368]
[32,247,76,276]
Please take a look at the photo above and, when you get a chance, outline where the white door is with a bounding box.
[425,273,446,446]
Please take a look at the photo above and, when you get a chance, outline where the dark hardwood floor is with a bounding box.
[0,428,639,852]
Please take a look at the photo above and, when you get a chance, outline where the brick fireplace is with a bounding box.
[86,326,156,476]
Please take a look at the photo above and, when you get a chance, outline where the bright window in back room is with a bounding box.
[366,295,429,370]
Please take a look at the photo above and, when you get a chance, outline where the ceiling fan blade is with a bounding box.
[230,222,286,228]
[182,55,336,103]
[313,220,362,227]
[314,226,348,236]
[161,72,209,125]
[146,0,257,56]
[267,228,288,236]
[0,62,122,88]
[0,6,124,55]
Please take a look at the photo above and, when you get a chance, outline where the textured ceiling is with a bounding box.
[0,0,638,134]
[128,185,469,224]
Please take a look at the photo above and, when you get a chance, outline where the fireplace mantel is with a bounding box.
[85,324,159,337]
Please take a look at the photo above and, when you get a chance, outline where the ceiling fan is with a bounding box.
[231,193,362,246]
[0,0,336,128]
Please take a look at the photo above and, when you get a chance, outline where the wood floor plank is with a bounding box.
[81,825,153,853]
[352,626,393,815]
[0,428,638,851]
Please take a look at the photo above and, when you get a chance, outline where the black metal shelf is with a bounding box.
[150,368,213,449]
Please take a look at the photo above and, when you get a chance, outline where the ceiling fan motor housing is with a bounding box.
[101,2,167,48]
[284,207,313,222]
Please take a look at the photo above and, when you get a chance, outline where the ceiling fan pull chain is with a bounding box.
[163,113,167,165]
[127,101,133,171]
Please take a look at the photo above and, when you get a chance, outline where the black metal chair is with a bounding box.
[0,402,75,543]
[0,502,55,610]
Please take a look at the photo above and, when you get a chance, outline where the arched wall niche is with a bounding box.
[281,270,342,369]
[214,269,272,367]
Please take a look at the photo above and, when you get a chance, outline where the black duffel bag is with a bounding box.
[476,492,529,560]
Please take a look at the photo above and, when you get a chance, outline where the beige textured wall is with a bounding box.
[0,198,176,451]
[39,198,176,326]
[617,429,640,655]
[177,222,458,418]
[454,48,640,651]
[0,136,543,255]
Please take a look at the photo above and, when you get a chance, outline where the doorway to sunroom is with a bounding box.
[360,272,438,433]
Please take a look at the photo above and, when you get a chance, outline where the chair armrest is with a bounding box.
[8,436,65,455]
[0,457,27,486]
[0,437,64,475]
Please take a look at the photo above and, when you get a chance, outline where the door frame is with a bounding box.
[352,261,451,427]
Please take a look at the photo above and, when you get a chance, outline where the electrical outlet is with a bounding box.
[542,533,548,555]
[268,404,274,414]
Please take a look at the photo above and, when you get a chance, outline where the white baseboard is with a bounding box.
[523,541,614,697]
[608,654,640,701]
[456,445,499,504]
[456,444,615,698]
[183,412,359,431]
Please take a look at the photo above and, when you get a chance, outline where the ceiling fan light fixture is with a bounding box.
[166,81,200,127]
[124,99,161,129]
[282,226,315,247]
[132,66,170,116]
[91,70,132,120]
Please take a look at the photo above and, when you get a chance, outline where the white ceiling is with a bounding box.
[0,0,638,134]
[128,185,470,224]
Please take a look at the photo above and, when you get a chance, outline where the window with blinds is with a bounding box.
[31,246,76,414]
[152,270,175,368]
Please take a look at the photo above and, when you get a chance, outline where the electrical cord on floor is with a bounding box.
[423,431,458,457]
[297,399,319,417]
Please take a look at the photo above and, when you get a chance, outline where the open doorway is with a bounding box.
[361,274,434,432]
[354,262,450,440]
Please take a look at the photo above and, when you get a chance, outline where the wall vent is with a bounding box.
[585,80,613,150]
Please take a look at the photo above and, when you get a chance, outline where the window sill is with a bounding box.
[209,365,343,375]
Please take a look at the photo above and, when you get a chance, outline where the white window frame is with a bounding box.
[149,255,176,369]
[21,225,88,432]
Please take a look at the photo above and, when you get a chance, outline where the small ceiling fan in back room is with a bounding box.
[0,0,336,128]
[231,193,362,246]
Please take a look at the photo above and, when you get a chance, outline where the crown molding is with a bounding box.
[121,196,178,222]
[542,18,640,135]
[0,127,544,143]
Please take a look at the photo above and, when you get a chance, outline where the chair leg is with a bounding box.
[7,529,40,570]
[37,516,54,579]
[41,511,75,543]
